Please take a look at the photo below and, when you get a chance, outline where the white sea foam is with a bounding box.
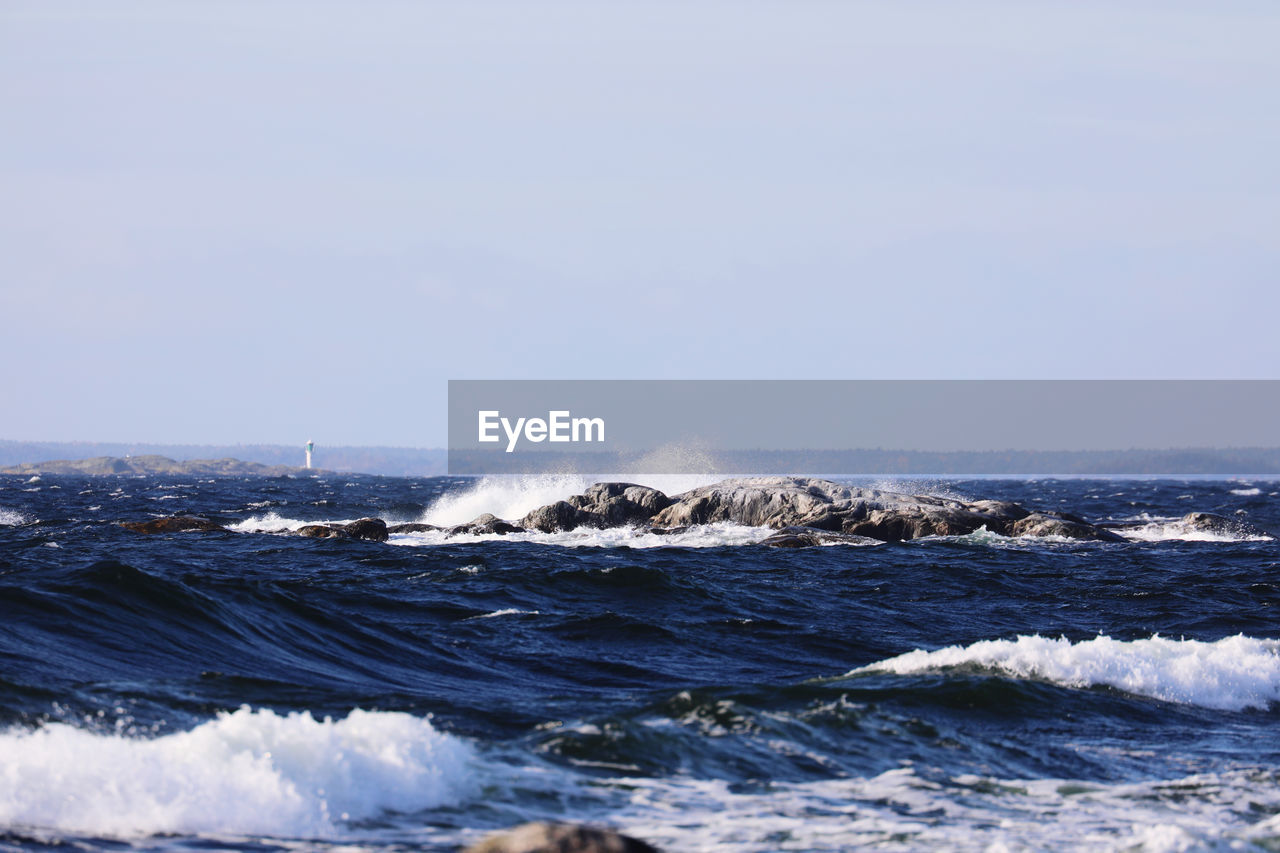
[391,521,777,549]
[0,706,475,840]
[1231,487,1262,496]
[468,608,540,619]
[419,473,720,528]
[226,512,331,534]
[600,765,1280,853]
[0,507,29,526]
[849,634,1280,711]
[1114,518,1271,543]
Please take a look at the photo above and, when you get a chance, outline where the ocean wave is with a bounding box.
[1231,487,1262,496]
[848,634,1280,711]
[0,707,475,840]
[418,473,720,528]
[225,512,339,534]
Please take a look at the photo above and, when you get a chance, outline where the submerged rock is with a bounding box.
[759,525,882,548]
[465,822,659,853]
[121,516,225,534]
[387,522,442,534]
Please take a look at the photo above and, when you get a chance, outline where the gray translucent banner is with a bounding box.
[448,380,1280,475]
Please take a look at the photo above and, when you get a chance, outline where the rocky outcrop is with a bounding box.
[121,516,226,534]
[517,477,1124,543]
[465,822,659,853]
[519,483,672,532]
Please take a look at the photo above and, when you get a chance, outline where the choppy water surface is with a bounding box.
[1,475,1278,851]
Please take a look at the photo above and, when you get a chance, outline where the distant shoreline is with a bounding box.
[0,440,447,477]
[0,455,322,477]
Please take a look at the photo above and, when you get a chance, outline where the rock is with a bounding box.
[1181,512,1268,538]
[521,500,589,533]
[449,513,525,536]
[504,476,1125,543]
[520,484,672,532]
[121,516,225,534]
[387,522,442,534]
[297,524,348,539]
[650,477,849,528]
[759,525,882,548]
[465,822,659,853]
[342,517,389,542]
[1009,513,1126,541]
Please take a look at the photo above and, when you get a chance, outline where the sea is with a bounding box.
[1,473,1278,852]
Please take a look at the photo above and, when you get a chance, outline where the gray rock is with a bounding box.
[520,500,587,533]
[343,517,389,542]
[387,522,443,534]
[1009,513,1126,541]
[517,477,1122,543]
[1181,511,1268,538]
[297,524,347,539]
[465,822,659,853]
[449,513,525,536]
[120,516,225,534]
[760,525,882,548]
[520,483,673,532]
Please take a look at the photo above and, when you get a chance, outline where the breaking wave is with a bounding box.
[0,707,475,840]
[849,634,1280,711]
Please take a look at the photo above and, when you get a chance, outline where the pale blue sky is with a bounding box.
[2,2,1277,446]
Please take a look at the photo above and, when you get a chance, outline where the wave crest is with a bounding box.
[0,706,475,839]
[850,634,1280,711]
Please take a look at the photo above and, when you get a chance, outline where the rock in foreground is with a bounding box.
[466,822,659,853]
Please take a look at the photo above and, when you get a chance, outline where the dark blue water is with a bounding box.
[1,475,1278,851]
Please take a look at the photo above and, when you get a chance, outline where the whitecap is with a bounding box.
[0,706,475,840]
[848,633,1280,711]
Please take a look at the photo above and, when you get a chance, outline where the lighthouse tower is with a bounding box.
[305,440,314,469]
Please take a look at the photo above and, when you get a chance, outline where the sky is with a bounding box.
[2,1,1277,447]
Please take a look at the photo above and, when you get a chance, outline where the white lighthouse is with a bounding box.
[305,439,314,469]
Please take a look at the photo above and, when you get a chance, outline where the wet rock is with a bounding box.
[449,513,525,536]
[760,525,882,548]
[342,517,389,542]
[521,500,589,533]
[515,477,1122,543]
[1009,513,1125,541]
[387,522,443,534]
[465,822,659,853]
[297,524,348,539]
[121,516,225,534]
[521,484,673,532]
[1181,511,1268,538]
